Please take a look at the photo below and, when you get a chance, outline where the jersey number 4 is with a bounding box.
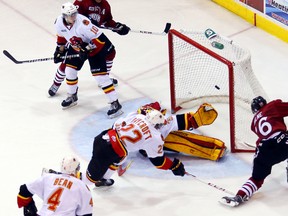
[47,187,64,211]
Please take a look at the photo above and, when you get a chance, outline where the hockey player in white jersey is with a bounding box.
[82,101,222,187]
[82,107,185,187]
[17,156,93,216]
[52,2,122,118]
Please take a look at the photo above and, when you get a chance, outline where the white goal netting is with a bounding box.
[169,29,268,152]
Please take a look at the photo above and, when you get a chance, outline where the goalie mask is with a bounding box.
[145,109,166,129]
[61,155,80,175]
[61,2,78,24]
[251,96,267,114]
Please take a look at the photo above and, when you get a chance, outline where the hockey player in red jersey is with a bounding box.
[74,0,130,35]
[48,0,130,99]
[220,96,288,207]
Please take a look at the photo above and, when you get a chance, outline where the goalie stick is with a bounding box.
[105,22,171,36]
[185,172,235,195]
[3,50,79,64]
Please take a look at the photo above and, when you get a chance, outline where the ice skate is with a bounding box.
[219,195,248,207]
[48,83,61,97]
[107,99,123,118]
[95,178,114,187]
[61,90,78,109]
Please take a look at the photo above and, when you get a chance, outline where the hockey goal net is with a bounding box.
[168,29,268,153]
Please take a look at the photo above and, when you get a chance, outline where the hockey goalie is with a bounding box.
[138,102,226,161]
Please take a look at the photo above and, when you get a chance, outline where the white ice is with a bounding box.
[1,0,288,215]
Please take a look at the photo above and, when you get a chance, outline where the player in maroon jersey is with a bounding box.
[48,0,130,97]
[74,0,130,35]
[220,96,288,207]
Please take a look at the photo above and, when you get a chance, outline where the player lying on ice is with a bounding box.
[79,101,226,187]
[44,102,225,187]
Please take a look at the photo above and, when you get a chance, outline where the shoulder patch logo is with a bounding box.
[83,19,90,25]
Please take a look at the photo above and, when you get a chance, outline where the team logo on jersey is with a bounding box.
[83,19,90,25]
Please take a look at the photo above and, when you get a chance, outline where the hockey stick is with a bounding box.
[185,172,235,195]
[104,22,171,36]
[3,50,79,64]
[117,160,133,176]
[130,22,171,35]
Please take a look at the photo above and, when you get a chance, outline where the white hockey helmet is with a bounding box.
[61,2,78,24]
[61,155,80,175]
[61,2,78,16]
[145,109,166,129]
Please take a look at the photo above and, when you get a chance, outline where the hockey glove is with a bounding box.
[113,22,130,35]
[53,46,66,64]
[79,47,89,61]
[170,158,185,176]
[23,199,37,216]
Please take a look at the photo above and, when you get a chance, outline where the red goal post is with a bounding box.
[168,29,268,153]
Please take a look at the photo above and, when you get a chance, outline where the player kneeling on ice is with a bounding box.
[219,96,288,207]
[138,102,226,161]
[17,155,93,216]
[81,101,225,187]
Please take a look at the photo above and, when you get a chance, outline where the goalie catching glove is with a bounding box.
[112,22,130,35]
[187,103,218,129]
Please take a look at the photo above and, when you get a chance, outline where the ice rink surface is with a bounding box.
[1,0,288,215]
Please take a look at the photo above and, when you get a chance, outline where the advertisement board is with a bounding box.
[266,0,288,26]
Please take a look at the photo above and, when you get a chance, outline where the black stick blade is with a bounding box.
[3,50,21,64]
[164,23,172,33]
